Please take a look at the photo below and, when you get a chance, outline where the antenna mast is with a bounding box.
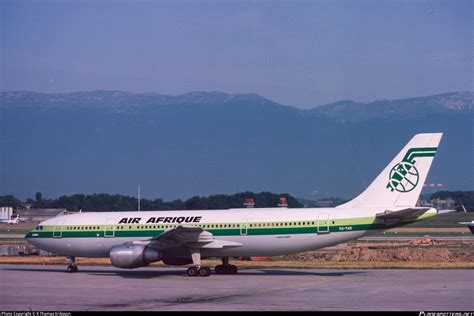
[138,184,141,212]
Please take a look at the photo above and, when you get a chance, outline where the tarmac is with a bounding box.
[0,264,473,311]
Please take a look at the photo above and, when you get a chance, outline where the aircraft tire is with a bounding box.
[198,267,211,277]
[187,267,198,277]
[215,265,224,274]
[229,265,238,274]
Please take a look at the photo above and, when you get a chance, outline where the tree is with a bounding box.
[431,191,474,212]
[0,195,22,209]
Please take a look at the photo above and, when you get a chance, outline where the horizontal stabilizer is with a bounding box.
[437,209,457,215]
[376,207,432,220]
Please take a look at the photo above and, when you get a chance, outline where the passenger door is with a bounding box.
[240,219,248,236]
[53,219,64,238]
[317,213,330,234]
[104,218,116,238]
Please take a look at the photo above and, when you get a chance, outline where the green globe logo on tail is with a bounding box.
[386,147,437,193]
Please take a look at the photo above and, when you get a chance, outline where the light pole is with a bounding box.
[138,184,141,212]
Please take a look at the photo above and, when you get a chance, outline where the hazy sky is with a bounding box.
[1,0,472,108]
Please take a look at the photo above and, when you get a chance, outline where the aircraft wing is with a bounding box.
[146,226,242,251]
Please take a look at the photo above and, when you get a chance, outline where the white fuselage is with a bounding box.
[26,207,436,258]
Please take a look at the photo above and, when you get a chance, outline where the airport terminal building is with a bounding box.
[15,208,68,223]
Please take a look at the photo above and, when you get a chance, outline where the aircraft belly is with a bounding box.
[31,230,366,259]
[32,237,144,258]
[203,231,366,257]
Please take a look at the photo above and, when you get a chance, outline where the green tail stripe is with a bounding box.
[406,151,436,162]
[403,147,437,163]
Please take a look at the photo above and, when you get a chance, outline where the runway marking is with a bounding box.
[253,277,328,294]
[158,277,329,308]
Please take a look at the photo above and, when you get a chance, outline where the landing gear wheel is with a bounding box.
[198,266,211,277]
[215,264,238,274]
[67,264,78,273]
[187,266,198,277]
[215,265,224,274]
[229,265,238,274]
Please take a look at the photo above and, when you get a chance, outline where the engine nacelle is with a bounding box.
[109,242,162,269]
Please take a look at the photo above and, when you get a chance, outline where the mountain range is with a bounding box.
[1,90,472,201]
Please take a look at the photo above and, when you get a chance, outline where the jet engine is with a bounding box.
[109,242,162,269]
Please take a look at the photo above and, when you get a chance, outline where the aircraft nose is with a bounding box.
[24,228,43,248]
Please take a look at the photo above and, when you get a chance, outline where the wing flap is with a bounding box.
[188,239,243,249]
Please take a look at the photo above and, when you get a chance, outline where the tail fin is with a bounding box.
[337,133,443,208]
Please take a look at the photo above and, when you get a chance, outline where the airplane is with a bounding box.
[455,200,472,234]
[458,221,474,234]
[0,215,22,225]
[26,133,447,276]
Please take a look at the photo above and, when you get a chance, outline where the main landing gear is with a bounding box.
[186,248,211,277]
[66,256,78,273]
[185,251,238,277]
[187,266,211,277]
[214,257,238,275]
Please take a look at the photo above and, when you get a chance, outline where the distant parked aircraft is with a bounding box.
[0,215,22,225]
[459,221,474,234]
